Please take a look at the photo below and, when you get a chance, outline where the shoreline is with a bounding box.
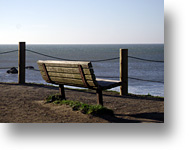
[0,81,164,98]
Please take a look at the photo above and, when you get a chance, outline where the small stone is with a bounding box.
[25,66,34,69]
[7,67,18,74]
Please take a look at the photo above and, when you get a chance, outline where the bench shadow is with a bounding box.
[115,112,164,123]
[25,83,59,90]
[103,93,164,102]
[68,88,164,102]
[94,114,141,123]
[0,82,59,90]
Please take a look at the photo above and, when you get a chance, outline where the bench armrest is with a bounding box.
[96,78,122,90]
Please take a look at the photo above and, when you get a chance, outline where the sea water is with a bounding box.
[0,44,164,97]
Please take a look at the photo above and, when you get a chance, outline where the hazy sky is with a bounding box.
[0,0,164,44]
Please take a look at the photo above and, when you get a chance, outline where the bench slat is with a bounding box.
[41,75,51,83]
[38,65,94,75]
[46,76,96,87]
[37,60,92,69]
[44,63,92,69]
[40,71,95,80]
[37,60,91,65]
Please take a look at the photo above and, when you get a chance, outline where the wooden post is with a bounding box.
[120,49,128,95]
[96,89,103,106]
[59,84,66,99]
[18,42,26,84]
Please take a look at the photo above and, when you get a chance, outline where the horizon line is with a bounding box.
[0,43,164,45]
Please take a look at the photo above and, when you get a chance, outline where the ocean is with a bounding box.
[0,44,164,97]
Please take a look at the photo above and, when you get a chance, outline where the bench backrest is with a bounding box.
[37,60,98,88]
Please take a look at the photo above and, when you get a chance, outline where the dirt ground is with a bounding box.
[0,83,164,123]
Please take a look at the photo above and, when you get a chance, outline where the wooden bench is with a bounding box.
[37,60,122,106]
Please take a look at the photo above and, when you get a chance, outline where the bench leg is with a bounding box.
[59,84,66,99]
[96,89,103,106]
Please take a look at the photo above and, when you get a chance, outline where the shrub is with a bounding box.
[45,94,114,116]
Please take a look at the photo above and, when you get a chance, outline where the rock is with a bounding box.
[7,67,18,74]
[25,66,34,69]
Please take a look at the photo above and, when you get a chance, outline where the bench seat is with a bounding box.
[96,78,121,90]
[37,60,122,106]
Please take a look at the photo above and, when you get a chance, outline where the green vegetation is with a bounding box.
[105,90,164,99]
[127,93,164,99]
[45,94,114,116]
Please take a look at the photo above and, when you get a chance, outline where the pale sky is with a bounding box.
[0,0,164,44]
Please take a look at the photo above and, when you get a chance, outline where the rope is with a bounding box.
[96,76,119,78]
[96,76,164,84]
[0,66,163,84]
[0,67,40,71]
[91,57,119,62]
[128,77,164,83]
[32,68,40,71]
[27,49,165,63]
[26,49,119,62]
[0,67,16,69]
[128,56,164,63]
[0,50,18,55]
[0,49,164,63]
[26,49,72,61]
[0,49,164,84]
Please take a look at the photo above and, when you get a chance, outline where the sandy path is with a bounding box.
[0,83,164,123]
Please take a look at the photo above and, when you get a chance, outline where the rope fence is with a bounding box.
[0,49,164,63]
[26,49,120,62]
[0,47,164,84]
[96,76,164,84]
[27,49,164,63]
[128,55,164,63]
[0,49,18,55]
[0,67,17,69]
[0,65,164,84]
